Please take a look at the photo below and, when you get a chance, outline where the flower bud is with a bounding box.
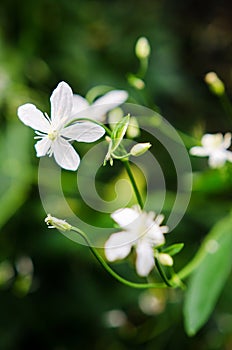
[127,74,145,90]
[135,37,151,59]
[205,72,225,96]
[45,214,72,231]
[130,142,151,156]
[158,253,173,266]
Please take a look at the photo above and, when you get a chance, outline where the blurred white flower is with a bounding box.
[18,82,105,170]
[104,206,169,277]
[190,133,232,168]
[71,90,128,122]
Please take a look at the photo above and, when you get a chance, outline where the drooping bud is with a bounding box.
[127,74,145,90]
[205,72,225,96]
[135,37,151,59]
[130,142,151,156]
[45,214,72,231]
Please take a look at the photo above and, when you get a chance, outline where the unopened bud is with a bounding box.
[135,37,151,59]
[205,72,225,96]
[128,74,145,90]
[130,142,151,156]
[45,214,72,231]
[158,253,173,266]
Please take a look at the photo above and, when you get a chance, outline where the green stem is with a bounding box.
[219,93,232,125]
[122,159,144,209]
[137,57,148,79]
[71,226,167,289]
[174,247,207,281]
[155,258,173,287]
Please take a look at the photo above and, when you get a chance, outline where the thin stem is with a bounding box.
[174,247,207,281]
[155,258,173,287]
[122,159,144,209]
[219,93,232,126]
[71,226,167,289]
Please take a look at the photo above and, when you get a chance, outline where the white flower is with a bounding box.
[104,206,169,277]
[71,90,128,122]
[17,81,105,171]
[190,133,232,168]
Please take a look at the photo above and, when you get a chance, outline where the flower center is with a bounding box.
[48,129,58,141]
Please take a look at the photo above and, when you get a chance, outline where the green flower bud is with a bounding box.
[205,72,225,96]
[135,37,151,59]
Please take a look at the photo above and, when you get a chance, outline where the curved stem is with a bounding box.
[155,258,173,287]
[122,159,144,209]
[219,93,232,126]
[71,226,168,289]
[173,247,207,281]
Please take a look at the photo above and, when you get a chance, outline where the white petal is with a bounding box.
[18,103,50,132]
[89,90,128,121]
[111,207,140,228]
[208,152,227,168]
[202,133,223,148]
[62,122,105,142]
[50,82,73,127]
[147,225,166,246]
[189,146,209,157]
[154,214,164,226]
[222,132,231,149]
[135,242,155,277]
[93,90,128,108]
[35,137,52,156]
[226,150,232,163]
[71,94,89,115]
[104,231,134,261]
[53,137,80,171]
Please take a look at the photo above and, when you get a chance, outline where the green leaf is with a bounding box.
[162,243,184,256]
[111,115,130,152]
[184,214,232,336]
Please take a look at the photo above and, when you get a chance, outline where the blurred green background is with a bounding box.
[1,0,232,349]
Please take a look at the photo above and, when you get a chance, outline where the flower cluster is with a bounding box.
[17,80,175,281]
[18,82,127,171]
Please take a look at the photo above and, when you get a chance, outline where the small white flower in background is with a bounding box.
[190,133,232,168]
[17,82,105,171]
[45,214,72,231]
[71,90,128,122]
[104,206,169,277]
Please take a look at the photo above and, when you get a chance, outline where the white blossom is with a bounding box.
[190,133,232,168]
[18,81,105,171]
[104,206,169,277]
[71,90,128,122]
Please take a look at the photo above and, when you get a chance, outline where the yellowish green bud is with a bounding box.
[158,253,173,267]
[205,72,225,96]
[127,74,145,90]
[45,214,72,231]
[130,142,151,156]
[135,37,151,59]
[127,116,140,138]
